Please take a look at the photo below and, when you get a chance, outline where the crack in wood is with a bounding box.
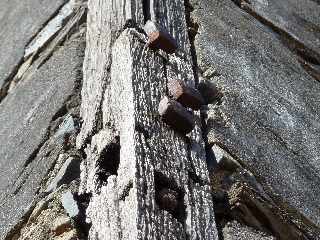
[142,0,151,23]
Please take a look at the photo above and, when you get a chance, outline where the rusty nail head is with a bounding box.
[158,97,195,135]
[148,31,178,54]
[168,79,205,110]
[144,20,178,54]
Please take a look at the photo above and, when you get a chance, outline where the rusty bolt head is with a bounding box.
[148,31,178,54]
[158,188,179,213]
[158,97,195,135]
[168,79,205,110]
[144,20,178,54]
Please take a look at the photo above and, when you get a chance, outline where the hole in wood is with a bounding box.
[74,193,92,238]
[154,171,186,223]
[96,136,120,184]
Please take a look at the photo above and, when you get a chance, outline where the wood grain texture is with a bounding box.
[77,0,144,147]
[78,0,218,239]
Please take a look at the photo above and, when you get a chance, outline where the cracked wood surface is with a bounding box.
[78,0,218,239]
[76,0,144,147]
[81,29,217,240]
[77,0,196,147]
[2,0,320,238]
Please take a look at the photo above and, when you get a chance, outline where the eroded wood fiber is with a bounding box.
[78,0,218,239]
[78,0,217,239]
[77,0,144,147]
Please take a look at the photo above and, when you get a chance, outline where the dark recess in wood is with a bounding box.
[74,192,93,238]
[154,171,186,223]
[96,136,121,185]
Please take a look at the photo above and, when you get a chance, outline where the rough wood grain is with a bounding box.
[77,0,144,147]
[78,0,218,239]
[81,28,217,240]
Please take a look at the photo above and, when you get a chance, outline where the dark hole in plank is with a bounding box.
[154,171,186,223]
[74,192,92,238]
[96,136,120,185]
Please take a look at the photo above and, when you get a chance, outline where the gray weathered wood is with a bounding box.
[81,28,217,240]
[78,0,218,239]
[77,0,144,147]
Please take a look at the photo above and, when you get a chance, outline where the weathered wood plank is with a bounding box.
[81,28,218,239]
[78,0,197,147]
[77,0,144,147]
[79,0,218,239]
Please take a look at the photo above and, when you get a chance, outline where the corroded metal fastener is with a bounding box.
[158,188,179,213]
[148,31,178,54]
[168,79,205,110]
[144,20,178,54]
[158,97,195,135]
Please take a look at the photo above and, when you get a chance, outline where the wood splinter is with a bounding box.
[168,79,205,110]
[144,20,178,54]
[158,97,195,135]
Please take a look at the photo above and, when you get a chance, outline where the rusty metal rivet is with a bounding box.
[144,20,178,54]
[158,97,195,135]
[148,31,178,54]
[168,79,205,110]
[158,188,179,213]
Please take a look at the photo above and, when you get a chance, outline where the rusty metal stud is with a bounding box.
[158,97,195,135]
[158,188,179,213]
[148,31,178,54]
[144,20,178,54]
[168,79,205,110]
